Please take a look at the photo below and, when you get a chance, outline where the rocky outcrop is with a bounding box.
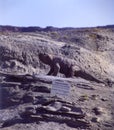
[0,25,114,130]
[0,72,114,130]
[0,25,114,83]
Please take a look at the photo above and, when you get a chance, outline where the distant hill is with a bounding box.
[0,25,114,32]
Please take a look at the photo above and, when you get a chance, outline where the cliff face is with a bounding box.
[0,25,114,82]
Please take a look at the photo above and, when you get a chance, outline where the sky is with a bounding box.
[0,0,114,27]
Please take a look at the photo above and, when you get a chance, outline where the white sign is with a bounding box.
[51,80,70,98]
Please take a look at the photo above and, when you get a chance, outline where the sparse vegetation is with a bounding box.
[89,33,98,40]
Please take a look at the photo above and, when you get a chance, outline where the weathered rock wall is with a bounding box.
[0,27,114,82]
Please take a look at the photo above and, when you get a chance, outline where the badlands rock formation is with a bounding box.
[0,25,114,130]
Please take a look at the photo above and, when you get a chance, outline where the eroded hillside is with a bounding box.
[0,26,114,83]
[0,25,114,130]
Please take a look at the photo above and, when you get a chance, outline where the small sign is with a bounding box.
[51,80,70,98]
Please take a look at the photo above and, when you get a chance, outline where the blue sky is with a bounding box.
[0,0,114,27]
